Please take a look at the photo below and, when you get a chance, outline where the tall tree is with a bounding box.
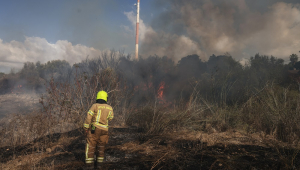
[290,54,298,65]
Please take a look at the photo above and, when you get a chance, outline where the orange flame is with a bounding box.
[157,82,165,99]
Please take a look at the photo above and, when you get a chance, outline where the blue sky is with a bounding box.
[0,0,156,49]
[0,0,163,72]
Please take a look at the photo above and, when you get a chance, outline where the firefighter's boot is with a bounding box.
[96,163,102,170]
[84,164,94,170]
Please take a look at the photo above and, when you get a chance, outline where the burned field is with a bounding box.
[1,0,300,168]
[1,127,300,170]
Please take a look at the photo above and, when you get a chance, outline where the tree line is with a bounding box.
[0,51,299,106]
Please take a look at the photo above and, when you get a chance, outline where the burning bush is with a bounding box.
[1,50,300,147]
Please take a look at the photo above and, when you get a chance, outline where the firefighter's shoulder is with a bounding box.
[105,104,113,110]
[90,103,98,109]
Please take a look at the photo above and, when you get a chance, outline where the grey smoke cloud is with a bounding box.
[139,0,300,62]
[0,37,101,73]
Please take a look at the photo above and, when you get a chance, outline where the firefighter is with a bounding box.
[83,90,114,169]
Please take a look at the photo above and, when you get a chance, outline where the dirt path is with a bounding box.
[1,128,300,170]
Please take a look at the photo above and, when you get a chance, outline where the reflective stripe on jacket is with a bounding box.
[83,103,114,131]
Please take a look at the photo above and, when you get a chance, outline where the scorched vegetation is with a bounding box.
[1,51,300,169]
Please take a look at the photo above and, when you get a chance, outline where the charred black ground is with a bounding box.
[1,128,300,170]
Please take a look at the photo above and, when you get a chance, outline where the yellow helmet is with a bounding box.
[96,91,108,102]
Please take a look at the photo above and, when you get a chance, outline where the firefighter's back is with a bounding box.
[90,103,114,131]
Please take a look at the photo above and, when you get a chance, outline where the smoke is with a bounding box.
[126,0,300,62]
[124,11,150,41]
[0,37,101,73]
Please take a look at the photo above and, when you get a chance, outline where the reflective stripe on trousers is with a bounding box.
[97,157,104,163]
[85,144,94,164]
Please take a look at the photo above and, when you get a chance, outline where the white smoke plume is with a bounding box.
[125,0,300,62]
[123,10,202,61]
[0,37,101,73]
[124,11,150,41]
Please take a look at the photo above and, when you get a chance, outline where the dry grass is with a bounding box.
[1,153,53,170]
[0,129,82,170]
[125,83,300,146]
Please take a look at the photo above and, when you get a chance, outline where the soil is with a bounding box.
[1,127,300,170]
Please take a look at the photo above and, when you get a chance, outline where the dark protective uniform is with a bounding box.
[83,103,114,166]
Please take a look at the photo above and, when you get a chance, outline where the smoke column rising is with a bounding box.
[137,0,300,62]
